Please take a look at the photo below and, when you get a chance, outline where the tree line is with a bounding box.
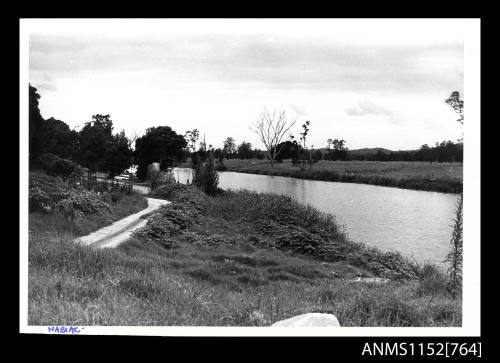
[29,84,464,182]
[348,142,463,162]
[29,84,189,181]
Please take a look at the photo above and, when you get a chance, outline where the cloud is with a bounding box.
[289,104,308,116]
[30,73,58,92]
[345,99,394,117]
[29,33,463,95]
[35,82,58,92]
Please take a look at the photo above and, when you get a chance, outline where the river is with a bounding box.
[145,168,460,267]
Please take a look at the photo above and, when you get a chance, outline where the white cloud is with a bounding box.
[289,104,308,116]
[27,19,466,151]
[345,100,394,117]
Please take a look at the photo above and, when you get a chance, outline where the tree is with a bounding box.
[29,85,45,161]
[40,117,79,159]
[298,121,313,169]
[214,148,224,162]
[312,149,323,162]
[445,91,464,125]
[223,137,236,159]
[237,141,253,159]
[185,129,200,152]
[329,139,348,161]
[325,139,347,161]
[193,153,220,196]
[299,121,310,149]
[134,126,187,180]
[272,140,303,162]
[326,138,333,150]
[251,108,297,166]
[29,86,78,162]
[74,114,115,177]
[104,130,134,178]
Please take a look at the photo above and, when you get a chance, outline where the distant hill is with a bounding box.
[314,147,424,156]
[348,148,393,156]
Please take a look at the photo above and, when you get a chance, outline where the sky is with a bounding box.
[28,19,465,151]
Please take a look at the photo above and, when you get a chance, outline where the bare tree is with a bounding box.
[127,129,140,148]
[251,108,296,166]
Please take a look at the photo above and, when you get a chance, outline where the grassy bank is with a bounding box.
[28,179,461,326]
[220,159,463,193]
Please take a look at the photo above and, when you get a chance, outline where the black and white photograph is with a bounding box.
[20,18,481,337]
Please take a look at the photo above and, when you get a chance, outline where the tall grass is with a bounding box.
[444,193,463,299]
[29,233,461,326]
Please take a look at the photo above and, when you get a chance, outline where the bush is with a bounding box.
[54,192,111,221]
[415,263,449,297]
[215,159,227,171]
[29,171,111,219]
[85,179,134,195]
[33,153,84,182]
[192,155,220,196]
[134,203,202,246]
[110,192,123,203]
[150,181,208,212]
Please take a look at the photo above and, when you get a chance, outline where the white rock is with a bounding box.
[271,313,340,327]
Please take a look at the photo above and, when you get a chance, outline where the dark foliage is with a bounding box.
[135,126,187,180]
[236,141,254,159]
[33,153,85,182]
[272,140,303,162]
[192,154,220,196]
[349,141,463,162]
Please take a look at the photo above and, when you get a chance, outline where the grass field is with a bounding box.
[220,159,463,193]
[28,182,461,327]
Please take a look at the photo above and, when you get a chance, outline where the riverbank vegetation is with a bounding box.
[29,171,148,235]
[220,159,462,193]
[28,174,461,326]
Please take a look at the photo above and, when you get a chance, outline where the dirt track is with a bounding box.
[73,197,170,249]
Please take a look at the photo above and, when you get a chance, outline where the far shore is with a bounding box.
[179,159,463,194]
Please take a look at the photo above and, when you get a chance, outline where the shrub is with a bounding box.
[192,154,220,196]
[33,153,84,182]
[216,159,227,171]
[110,192,123,203]
[410,261,449,297]
[151,182,208,212]
[29,171,111,219]
[133,204,201,249]
[85,178,134,195]
[54,192,111,221]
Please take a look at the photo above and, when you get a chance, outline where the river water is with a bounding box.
[159,168,459,267]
